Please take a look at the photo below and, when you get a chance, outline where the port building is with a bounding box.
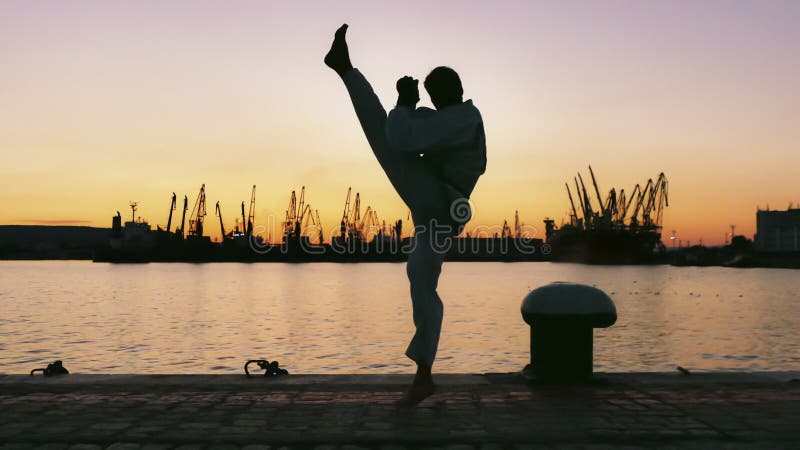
[754,207,800,252]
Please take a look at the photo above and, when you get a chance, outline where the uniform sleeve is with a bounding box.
[385,105,480,153]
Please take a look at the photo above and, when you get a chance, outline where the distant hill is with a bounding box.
[0,225,110,260]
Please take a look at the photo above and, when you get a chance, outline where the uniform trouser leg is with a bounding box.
[404,231,446,367]
[341,69,452,367]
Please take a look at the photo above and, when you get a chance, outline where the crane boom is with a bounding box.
[296,186,306,221]
[316,210,324,243]
[577,173,594,225]
[573,178,586,224]
[247,185,256,236]
[215,201,226,239]
[630,179,652,225]
[283,190,297,241]
[566,183,578,225]
[166,192,176,232]
[588,165,604,217]
[240,201,245,234]
[178,195,188,238]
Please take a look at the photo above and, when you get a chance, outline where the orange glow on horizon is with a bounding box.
[1,1,798,247]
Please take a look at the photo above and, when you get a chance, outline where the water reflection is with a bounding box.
[0,261,798,374]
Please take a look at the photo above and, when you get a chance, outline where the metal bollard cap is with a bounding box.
[521,282,617,328]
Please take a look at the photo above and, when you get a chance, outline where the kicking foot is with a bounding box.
[324,24,353,76]
[396,379,435,407]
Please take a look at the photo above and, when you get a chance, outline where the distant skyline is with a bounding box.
[1,0,798,245]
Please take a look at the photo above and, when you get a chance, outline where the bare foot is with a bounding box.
[396,379,435,407]
[324,24,353,76]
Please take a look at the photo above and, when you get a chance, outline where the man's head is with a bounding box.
[424,66,463,109]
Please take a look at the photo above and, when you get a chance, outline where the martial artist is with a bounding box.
[325,24,486,406]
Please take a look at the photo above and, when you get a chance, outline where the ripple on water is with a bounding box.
[1,261,799,374]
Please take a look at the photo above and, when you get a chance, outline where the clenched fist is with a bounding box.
[396,76,420,109]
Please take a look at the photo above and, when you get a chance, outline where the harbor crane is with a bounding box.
[359,205,373,240]
[188,184,207,237]
[177,195,188,238]
[566,183,580,227]
[603,188,618,226]
[282,186,309,242]
[283,189,298,241]
[300,205,324,244]
[589,165,606,218]
[315,210,323,243]
[295,186,308,238]
[246,185,256,236]
[348,192,363,241]
[339,187,352,241]
[613,188,627,224]
[574,177,588,227]
[618,184,640,226]
[164,193,176,232]
[239,201,246,235]
[629,178,652,227]
[642,173,668,228]
[501,219,513,238]
[577,173,597,227]
[215,201,226,240]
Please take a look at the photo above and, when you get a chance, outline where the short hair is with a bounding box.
[424,66,463,106]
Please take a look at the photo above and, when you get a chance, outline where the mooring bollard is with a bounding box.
[521,282,617,382]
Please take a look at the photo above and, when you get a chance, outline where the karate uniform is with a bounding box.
[341,68,486,367]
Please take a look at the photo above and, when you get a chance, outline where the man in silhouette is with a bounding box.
[326,24,486,406]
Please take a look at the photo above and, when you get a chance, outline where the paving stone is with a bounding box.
[0,374,796,448]
[105,445,141,450]
[34,445,69,450]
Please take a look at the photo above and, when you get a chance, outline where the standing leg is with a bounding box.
[396,227,451,406]
[404,230,446,368]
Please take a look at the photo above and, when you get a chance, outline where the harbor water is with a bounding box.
[1,261,798,374]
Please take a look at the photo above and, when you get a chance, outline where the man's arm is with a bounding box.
[385,105,481,153]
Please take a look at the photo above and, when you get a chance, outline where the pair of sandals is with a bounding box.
[244,359,289,377]
[30,360,69,376]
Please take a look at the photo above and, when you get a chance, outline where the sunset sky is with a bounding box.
[1,0,798,245]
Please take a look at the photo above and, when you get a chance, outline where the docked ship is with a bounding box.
[543,167,668,264]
